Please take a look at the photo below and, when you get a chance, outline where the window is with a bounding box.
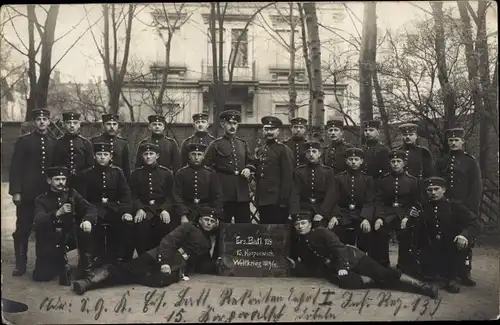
[274,104,289,118]
[231,29,248,68]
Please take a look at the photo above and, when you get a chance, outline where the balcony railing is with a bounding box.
[201,60,256,82]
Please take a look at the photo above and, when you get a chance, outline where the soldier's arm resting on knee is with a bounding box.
[210,173,224,216]
[173,172,189,218]
[455,203,481,244]
[117,169,133,216]
[468,158,482,214]
[74,190,98,225]
[160,169,175,214]
[157,223,192,264]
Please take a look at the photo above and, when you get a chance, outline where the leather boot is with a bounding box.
[12,240,27,276]
[396,274,439,299]
[75,252,95,280]
[443,279,461,293]
[73,267,111,295]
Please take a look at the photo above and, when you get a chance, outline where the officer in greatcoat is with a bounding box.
[72,207,221,295]
[362,120,390,179]
[416,177,481,293]
[91,113,131,180]
[135,114,181,173]
[254,116,294,224]
[179,113,216,167]
[323,119,353,174]
[130,143,174,255]
[76,142,134,264]
[9,108,57,276]
[173,143,224,226]
[321,147,375,251]
[33,166,97,284]
[204,110,256,223]
[284,117,308,168]
[394,123,435,179]
[288,212,438,298]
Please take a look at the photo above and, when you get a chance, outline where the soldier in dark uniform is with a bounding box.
[135,115,181,173]
[32,167,97,284]
[72,207,221,295]
[76,142,134,264]
[9,108,57,276]
[255,116,294,224]
[204,110,256,223]
[372,150,422,270]
[91,113,131,180]
[435,127,482,286]
[53,111,94,185]
[416,177,481,293]
[321,147,375,251]
[130,143,174,255]
[394,123,435,179]
[362,120,390,179]
[323,119,353,174]
[284,117,308,168]
[288,212,438,298]
[173,143,224,226]
[179,113,216,166]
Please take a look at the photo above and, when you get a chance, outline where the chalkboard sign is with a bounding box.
[217,223,291,277]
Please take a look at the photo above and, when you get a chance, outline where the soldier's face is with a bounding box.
[64,120,80,134]
[221,120,238,135]
[33,116,50,132]
[390,157,405,173]
[188,151,204,166]
[95,151,112,166]
[448,137,464,151]
[294,219,312,235]
[327,127,343,141]
[103,121,119,135]
[346,156,363,170]
[401,132,417,144]
[426,185,446,201]
[263,126,279,139]
[306,148,321,163]
[364,128,379,140]
[291,125,306,137]
[198,216,219,231]
[142,150,159,165]
[48,175,67,191]
[194,120,209,132]
[149,122,165,135]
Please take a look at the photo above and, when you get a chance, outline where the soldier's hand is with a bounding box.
[160,264,171,274]
[338,269,348,276]
[286,257,296,268]
[80,221,92,233]
[134,209,146,223]
[180,215,189,224]
[160,210,171,224]
[374,218,384,231]
[122,213,133,222]
[56,204,72,217]
[401,217,409,229]
[360,219,371,233]
[12,193,21,206]
[328,217,339,229]
[409,207,420,218]
[454,235,468,250]
[240,168,251,179]
[313,214,323,222]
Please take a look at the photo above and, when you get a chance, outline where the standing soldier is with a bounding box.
[372,150,421,271]
[204,110,255,223]
[254,116,294,224]
[323,119,353,174]
[9,108,57,276]
[76,143,135,264]
[130,143,174,255]
[394,123,435,179]
[435,127,482,286]
[179,113,216,167]
[91,113,131,181]
[135,115,181,173]
[53,111,94,184]
[362,120,390,179]
[321,147,375,252]
[284,117,308,168]
[173,143,224,226]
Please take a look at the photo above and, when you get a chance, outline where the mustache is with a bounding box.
[229,128,235,132]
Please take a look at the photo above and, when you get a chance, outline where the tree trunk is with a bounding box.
[297,3,312,126]
[210,3,221,136]
[373,70,391,147]
[26,5,37,121]
[287,2,298,120]
[156,34,173,108]
[359,2,376,133]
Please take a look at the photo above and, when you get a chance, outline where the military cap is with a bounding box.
[220,110,241,123]
[345,147,364,158]
[46,166,69,178]
[303,141,321,151]
[62,111,81,121]
[398,123,418,134]
[326,119,344,128]
[197,206,220,220]
[186,143,207,153]
[32,108,50,119]
[290,117,308,126]
[388,149,406,160]
[445,128,465,139]
[363,120,381,129]
[93,142,112,153]
[261,115,283,128]
[148,115,166,124]
[139,143,160,154]
[192,113,209,122]
[292,211,313,223]
[102,113,119,123]
[423,176,446,188]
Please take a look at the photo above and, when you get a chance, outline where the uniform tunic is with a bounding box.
[91,133,131,180]
[284,137,307,168]
[135,134,181,173]
[362,140,390,179]
[179,131,216,166]
[394,143,435,179]
[53,133,94,176]
[323,140,352,174]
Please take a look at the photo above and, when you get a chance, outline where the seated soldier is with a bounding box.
[77,142,134,264]
[130,143,174,255]
[72,207,221,295]
[33,166,97,285]
[416,177,481,293]
[289,212,438,298]
[173,143,223,227]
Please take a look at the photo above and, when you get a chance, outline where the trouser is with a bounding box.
[93,216,135,264]
[371,217,414,269]
[12,201,35,269]
[333,220,371,253]
[134,217,171,256]
[258,204,289,224]
[223,202,252,223]
[419,239,473,281]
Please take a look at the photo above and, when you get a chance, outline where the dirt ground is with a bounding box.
[1,183,499,323]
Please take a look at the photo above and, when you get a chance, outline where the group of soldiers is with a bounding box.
[9,106,482,296]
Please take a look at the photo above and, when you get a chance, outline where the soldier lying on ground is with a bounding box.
[72,207,221,295]
[288,212,439,299]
